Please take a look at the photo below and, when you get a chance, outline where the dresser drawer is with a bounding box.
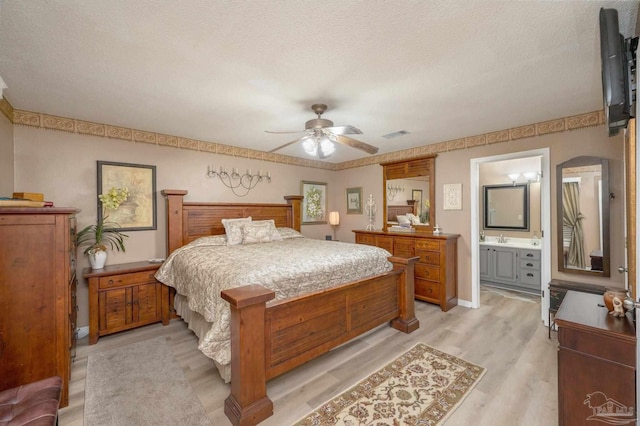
[394,237,415,257]
[375,236,394,253]
[415,263,440,282]
[520,269,540,286]
[416,239,440,251]
[415,249,440,265]
[99,270,157,289]
[356,234,376,246]
[520,249,540,260]
[415,279,440,301]
[520,259,540,270]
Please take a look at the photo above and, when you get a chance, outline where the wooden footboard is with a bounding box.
[221,256,419,426]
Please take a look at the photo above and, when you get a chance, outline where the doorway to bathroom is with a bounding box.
[470,148,551,324]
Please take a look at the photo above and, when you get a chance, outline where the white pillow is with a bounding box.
[221,217,252,245]
[407,213,421,225]
[251,220,283,242]
[396,215,411,225]
[277,227,304,239]
[242,222,278,244]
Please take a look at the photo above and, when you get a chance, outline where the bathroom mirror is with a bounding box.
[381,155,436,232]
[556,156,610,277]
[483,183,529,230]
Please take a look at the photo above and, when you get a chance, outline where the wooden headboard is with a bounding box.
[162,189,303,255]
[387,204,416,222]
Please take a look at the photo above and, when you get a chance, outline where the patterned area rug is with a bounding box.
[84,336,211,425]
[295,343,486,425]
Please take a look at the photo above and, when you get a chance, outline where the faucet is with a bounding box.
[498,234,506,243]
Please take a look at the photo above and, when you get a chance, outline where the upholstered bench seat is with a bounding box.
[0,376,62,426]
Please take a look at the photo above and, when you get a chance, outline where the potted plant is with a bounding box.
[77,187,130,269]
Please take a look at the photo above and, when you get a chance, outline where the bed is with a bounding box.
[158,189,419,425]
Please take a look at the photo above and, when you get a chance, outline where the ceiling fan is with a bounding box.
[266,104,379,159]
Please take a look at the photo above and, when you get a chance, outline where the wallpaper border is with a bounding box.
[0,97,604,171]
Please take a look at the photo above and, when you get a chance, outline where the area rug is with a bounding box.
[84,336,211,425]
[294,343,486,425]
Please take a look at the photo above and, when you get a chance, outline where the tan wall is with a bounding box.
[0,112,13,195]
[12,121,625,325]
[13,126,340,327]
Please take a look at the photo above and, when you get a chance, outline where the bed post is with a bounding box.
[284,195,303,232]
[221,285,276,426]
[389,256,420,333]
[161,189,188,254]
[161,189,187,319]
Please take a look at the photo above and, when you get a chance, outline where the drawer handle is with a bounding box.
[108,279,114,285]
[527,273,534,277]
[428,288,433,293]
[526,263,534,267]
[526,253,534,257]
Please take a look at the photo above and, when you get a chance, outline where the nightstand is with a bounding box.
[84,261,169,344]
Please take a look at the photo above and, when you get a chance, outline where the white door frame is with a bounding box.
[469,148,551,323]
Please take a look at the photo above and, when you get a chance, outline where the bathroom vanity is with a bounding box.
[479,238,541,295]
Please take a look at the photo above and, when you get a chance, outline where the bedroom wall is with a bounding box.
[12,120,626,325]
[13,125,341,327]
[0,111,13,196]
[333,125,626,303]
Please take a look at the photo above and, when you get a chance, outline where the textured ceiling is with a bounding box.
[0,1,638,163]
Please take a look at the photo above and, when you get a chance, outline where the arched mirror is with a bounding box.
[556,156,610,277]
[381,155,436,232]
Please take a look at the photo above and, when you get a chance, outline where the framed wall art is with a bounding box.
[301,181,327,224]
[443,183,462,211]
[97,161,157,231]
[346,187,363,214]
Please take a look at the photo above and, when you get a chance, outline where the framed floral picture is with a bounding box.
[301,181,327,224]
[346,187,363,214]
[97,161,157,231]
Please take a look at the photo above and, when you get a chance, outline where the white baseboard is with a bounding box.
[457,299,474,308]
[76,326,89,339]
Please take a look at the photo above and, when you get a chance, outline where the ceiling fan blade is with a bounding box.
[324,125,362,135]
[335,135,379,155]
[265,130,306,134]
[268,137,303,153]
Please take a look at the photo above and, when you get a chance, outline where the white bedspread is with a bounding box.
[155,234,392,376]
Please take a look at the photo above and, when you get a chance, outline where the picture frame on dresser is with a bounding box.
[97,161,157,231]
[301,180,328,224]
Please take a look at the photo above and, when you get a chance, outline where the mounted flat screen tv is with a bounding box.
[599,8,637,136]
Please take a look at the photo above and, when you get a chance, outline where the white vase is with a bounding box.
[89,250,107,269]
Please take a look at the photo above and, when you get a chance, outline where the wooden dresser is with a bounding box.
[353,229,459,311]
[0,207,78,408]
[555,291,636,425]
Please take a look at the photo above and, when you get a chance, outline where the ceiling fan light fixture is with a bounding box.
[319,136,335,157]
[302,137,318,156]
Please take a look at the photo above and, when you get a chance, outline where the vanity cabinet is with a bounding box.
[354,230,459,311]
[479,243,541,294]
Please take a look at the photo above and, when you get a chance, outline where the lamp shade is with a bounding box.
[329,211,340,226]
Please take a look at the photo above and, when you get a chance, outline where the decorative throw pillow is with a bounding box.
[252,220,283,241]
[221,217,252,245]
[242,222,276,244]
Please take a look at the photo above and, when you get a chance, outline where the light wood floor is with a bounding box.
[59,286,557,425]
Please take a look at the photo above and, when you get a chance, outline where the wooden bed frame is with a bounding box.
[162,189,419,425]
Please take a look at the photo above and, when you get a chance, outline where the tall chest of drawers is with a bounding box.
[0,207,78,408]
[353,230,460,311]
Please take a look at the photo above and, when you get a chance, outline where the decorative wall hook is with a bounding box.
[206,166,271,197]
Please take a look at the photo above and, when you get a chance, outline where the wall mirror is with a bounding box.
[556,156,610,277]
[381,155,436,232]
[483,183,529,230]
